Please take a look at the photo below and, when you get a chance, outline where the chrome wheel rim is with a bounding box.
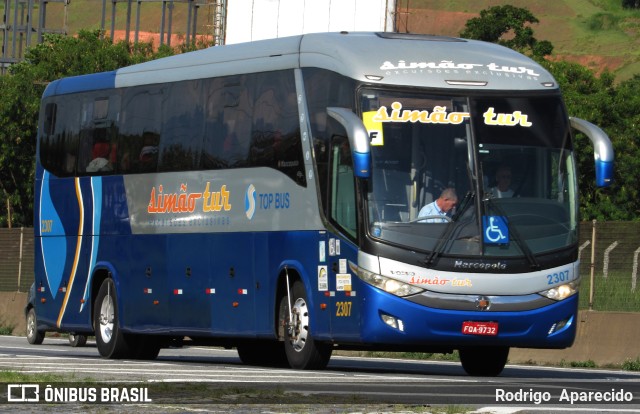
[290,297,309,352]
[98,293,115,344]
[27,312,36,338]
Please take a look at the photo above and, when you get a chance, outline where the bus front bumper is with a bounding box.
[358,283,578,349]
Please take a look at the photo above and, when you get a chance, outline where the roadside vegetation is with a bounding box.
[0,322,14,335]
[406,0,640,81]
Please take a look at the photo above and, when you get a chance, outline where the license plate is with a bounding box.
[462,321,498,336]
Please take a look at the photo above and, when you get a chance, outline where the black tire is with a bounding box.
[69,333,88,347]
[26,308,45,345]
[237,340,288,367]
[459,346,509,376]
[93,279,133,358]
[279,281,332,370]
[131,335,161,360]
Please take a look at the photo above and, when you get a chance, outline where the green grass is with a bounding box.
[578,270,640,311]
[622,357,640,371]
[0,370,67,382]
[570,360,598,368]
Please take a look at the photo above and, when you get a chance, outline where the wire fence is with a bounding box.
[1,223,639,311]
[0,228,34,293]
[578,221,640,312]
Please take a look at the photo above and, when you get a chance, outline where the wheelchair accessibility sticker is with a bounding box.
[483,216,509,244]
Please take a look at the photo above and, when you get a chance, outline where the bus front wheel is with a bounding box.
[279,280,332,370]
[459,346,509,376]
[94,278,132,358]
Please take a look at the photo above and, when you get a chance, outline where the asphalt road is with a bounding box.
[0,335,639,413]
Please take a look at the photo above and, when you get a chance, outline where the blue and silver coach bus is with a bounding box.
[27,32,613,376]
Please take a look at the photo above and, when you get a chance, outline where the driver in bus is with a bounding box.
[489,165,514,198]
[418,188,457,223]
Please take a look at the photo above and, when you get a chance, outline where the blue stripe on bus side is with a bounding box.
[43,71,117,97]
[81,177,102,313]
[39,170,66,299]
[56,177,85,328]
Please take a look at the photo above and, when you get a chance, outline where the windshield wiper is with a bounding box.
[451,190,474,221]
[421,191,475,267]
[485,198,540,270]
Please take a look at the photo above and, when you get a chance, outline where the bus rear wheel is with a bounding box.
[26,308,44,345]
[459,346,509,376]
[279,281,332,370]
[69,333,87,347]
[94,279,132,359]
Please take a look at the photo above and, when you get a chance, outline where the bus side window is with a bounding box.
[221,77,253,168]
[158,80,203,172]
[119,87,162,174]
[330,134,357,239]
[203,78,225,169]
[40,99,82,177]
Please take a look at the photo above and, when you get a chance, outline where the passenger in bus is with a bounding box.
[489,165,514,198]
[418,188,457,223]
[139,131,159,172]
[86,140,114,172]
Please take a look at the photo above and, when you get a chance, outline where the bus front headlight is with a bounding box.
[539,279,580,301]
[357,268,424,297]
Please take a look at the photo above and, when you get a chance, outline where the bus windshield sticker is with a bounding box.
[483,107,533,127]
[483,216,509,245]
[371,102,470,125]
[363,110,384,146]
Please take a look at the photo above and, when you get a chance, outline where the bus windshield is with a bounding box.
[361,89,578,258]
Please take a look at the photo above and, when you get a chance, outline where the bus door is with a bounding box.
[327,134,361,340]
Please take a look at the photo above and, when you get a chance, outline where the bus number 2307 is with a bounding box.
[547,270,571,285]
[336,301,352,317]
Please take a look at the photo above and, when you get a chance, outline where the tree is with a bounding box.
[462,6,640,221]
[459,5,553,57]
[0,30,178,227]
[541,61,640,221]
[622,0,640,9]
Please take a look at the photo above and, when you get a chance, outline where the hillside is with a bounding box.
[399,0,640,80]
[9,0,640,80]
